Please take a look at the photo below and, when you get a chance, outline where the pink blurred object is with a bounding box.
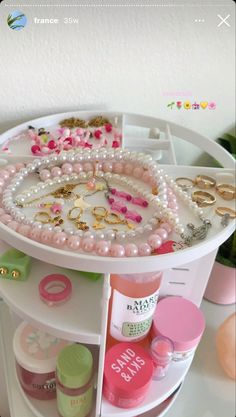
[204,261,236,305]
[216,313,236,380]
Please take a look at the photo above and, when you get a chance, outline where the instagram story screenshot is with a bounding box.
[0,2,235,417]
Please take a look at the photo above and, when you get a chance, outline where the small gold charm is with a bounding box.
[0,267,8,276]
[11,270,21,279]
[74,197,91,210]
[76,221,89,231]
[152,186,158,195]
[93,221,105,230]
[127,223,136,230]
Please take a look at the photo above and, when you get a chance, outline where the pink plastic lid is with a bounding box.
[152,297,205,351]
[103,343,153,400]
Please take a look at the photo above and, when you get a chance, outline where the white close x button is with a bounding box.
[217,14,231,27]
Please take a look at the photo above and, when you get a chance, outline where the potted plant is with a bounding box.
[204,133,236,304]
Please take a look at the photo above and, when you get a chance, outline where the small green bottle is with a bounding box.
[56,344,94,417]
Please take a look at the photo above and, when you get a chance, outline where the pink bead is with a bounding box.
[18,224,31,237]
[62,163,73,175]
[0,170,10,180]
[30,227,42,241]
[0,178,5,187]
[1,214,12,224]
[82,238,95,253]
[133,167,144,179]
[48,140,57,150]
[51,167,62,178]
[154,228,168,241]
[124,163,133,175]
[73,163,83,174]
[31,145,41,155]
[110,244,125,257]
[50,203,62,214]
[83,162,93,172]
[125,210,142,223]
[125,243,138,257]
[131,197,148,207]
[111,201,127,214]
[8,221,19,231]
[105,123,113,133]
[113,162,123,174]
[142,171,151,183]
[6,165,16,175]
[39,169,51,181]
[87,180,96,190]
[148,234,163,250]
[94,129,102,139]
[52,232,68,247]
[112,189,132,201]
[112,140,120,148]
[138,243,152,256]
[15,163,25,171]
[67,235,81,250]
[96,241,110,256]
[40,230,53,244]
[103,162,113,173]
[160,222,172,234]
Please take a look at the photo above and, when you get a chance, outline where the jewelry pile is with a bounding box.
[1,148,231,258]
[1,115,122,157]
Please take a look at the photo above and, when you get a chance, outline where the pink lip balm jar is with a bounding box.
[151,296,205,361]
[13,322,68,400]
[103,342,153,409]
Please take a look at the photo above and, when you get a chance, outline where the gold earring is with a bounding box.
[68,207,83,221]
[11,270,21,279]
[34,212,52,224]
[92,206,108,221]
[0,267,8,276]
[105,212,123,225]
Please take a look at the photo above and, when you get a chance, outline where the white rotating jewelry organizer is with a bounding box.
[0,111,235,417]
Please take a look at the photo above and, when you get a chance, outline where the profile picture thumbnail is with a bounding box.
[7,10,27,31]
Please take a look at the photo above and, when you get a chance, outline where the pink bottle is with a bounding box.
[107,272,162,348]
[13,322,68,400]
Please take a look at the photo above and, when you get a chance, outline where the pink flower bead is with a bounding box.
[147,234,162,250]
[0,170,10,180]
[105,123,113,133]
[73,163,83,174]
[133,167,144,179]
[103,162,113,173]
[0,178,5,187]
[18,224,31,237]
[8,221,19,231]
[124,163,133,175]
[30,228,42,241]
[67,235,81,250]
[48,140,57,150]
[96,241,110,256]
[51,167,62,178]
[1,214,12,224]
[82,238,95,253]
[40,230,53,244]
[39,169,51,181]
[83,162,93,172]
[154,228,168,241]
[113,162,123,174]
[125,243,138,257]
[142,171,152,183]
[62,163,73,175]
[15,163,25,171]
[6,165,16,175]
[50,203,62,215]
[110,244,125,257]
[160,222,172,234]
[112,140,120,148]
[94,129,103,139]
[52,232,68,247]
[138,243,152,256]
[31,145,41,155]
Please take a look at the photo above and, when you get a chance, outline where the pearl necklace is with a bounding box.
[0,149,211,257]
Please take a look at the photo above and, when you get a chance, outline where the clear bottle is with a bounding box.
[107,272,162,348]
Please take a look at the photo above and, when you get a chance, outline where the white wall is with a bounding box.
[0,0,235,164]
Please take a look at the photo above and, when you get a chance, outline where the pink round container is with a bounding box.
[151,297,205,361]
[13,322,68,400]
[103,342,153,409]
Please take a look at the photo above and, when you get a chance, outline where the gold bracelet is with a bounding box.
[192,191,216,207]
[195,175,216,189]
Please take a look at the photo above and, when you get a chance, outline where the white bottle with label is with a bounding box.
[107,272,162,347]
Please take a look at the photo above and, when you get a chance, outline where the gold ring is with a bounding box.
[195,175,216,189]
[105,212,123,225]
[92,206,108,220]
[215,207,236,219]
[215,183,236,200]
[34,212,52,224]
[175,177,195,189]
[192,191,216,207]
[67,207,83,221]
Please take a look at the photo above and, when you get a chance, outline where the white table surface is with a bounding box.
[165,299,235,417]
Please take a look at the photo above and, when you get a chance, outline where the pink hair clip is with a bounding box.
[125,210,142,223]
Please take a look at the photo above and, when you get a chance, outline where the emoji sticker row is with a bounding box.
[167,101,216,110]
